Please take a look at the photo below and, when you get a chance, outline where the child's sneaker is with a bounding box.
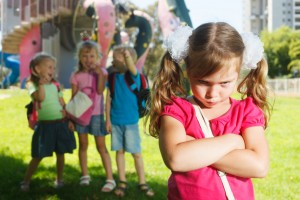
[54,180,64,189]
[79,175,91,186]
[20,181,30,192]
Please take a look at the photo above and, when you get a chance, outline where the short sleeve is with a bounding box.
[160,97,193,126]
[70,72,78,86]
[241,97,265,132]
[27,82,37,97]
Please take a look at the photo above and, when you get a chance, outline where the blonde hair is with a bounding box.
[147,22,272,138]
[113,44,138,62]
[29,52,56,85]
[76,40,102,72]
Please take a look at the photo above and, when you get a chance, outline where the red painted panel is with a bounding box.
[19,25,42,82]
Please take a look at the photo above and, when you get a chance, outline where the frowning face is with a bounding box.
[190,57,240,109]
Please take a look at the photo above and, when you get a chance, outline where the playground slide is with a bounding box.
[1,25,41,88]
[1,50,20,88]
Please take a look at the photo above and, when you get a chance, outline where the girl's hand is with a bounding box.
[90,62,98,72]
[68,121,75,132]
[105,120,112,134]
[94,66,108,77]
[61,107,67,118]
[91,62,102,74]
[122,48,131,59]
[38,75,50,85]
[99,67,108,77]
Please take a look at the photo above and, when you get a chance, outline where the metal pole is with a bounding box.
[0,0,5,88]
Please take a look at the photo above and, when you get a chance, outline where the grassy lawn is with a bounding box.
[0,88,299,200]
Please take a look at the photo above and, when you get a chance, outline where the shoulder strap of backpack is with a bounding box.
[140,73,148,89]
[52,81,61,92]
[108,72,116,98]
[124,71,139,96]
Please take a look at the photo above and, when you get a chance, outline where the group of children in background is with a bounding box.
[20,39,154,197]
[20,21,272,200]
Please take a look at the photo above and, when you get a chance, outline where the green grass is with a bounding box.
[0,88,299,200]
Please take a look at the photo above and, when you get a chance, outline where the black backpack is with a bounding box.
[108,71,150,118]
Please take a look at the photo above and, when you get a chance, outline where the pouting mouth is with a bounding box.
[206,98,220,103]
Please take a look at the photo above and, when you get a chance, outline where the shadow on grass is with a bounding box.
[0,153,168,200]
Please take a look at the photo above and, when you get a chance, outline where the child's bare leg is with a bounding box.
[116,150,126,181]
[114,150,127,196]
[56,153,65,181]
[95,136,113,180]
[78,133,89,176]
[23,157,42,183]
[96,136,116,192]
[132,153,145,184]
[132,153,154,196]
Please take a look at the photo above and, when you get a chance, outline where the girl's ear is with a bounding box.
[31,65,39,76]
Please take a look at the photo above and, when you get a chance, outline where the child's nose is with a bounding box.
[87,57,92,62]
[206,86,219,98]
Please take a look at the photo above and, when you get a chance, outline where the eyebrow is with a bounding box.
[200,75,237,83]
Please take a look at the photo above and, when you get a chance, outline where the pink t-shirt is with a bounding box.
[70,72,104,115]
[161,97,265,200]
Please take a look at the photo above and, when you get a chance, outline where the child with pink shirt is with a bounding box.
[70,40,115,192]
[146,22,272,200]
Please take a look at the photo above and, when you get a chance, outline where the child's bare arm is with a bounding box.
[212,126,269,178]
[159,115,245,172]
[59,96,65,107]
[71,84,78,98]
[33,73,52,102]
[58,96,67,118]
[32,83,45,102]
[123,49,137,76]
[105,89,112,134]
[95,66,108,94]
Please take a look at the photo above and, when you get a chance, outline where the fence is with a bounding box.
[267,78,300,95]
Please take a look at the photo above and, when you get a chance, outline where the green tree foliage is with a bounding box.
[287,30,300,76]
[261,26,300,78]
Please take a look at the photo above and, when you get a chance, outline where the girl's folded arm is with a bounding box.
[212,126,269,178]
[159,115,244,172]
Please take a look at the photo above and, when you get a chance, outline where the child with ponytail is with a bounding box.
[147,22,272,200]
[21,52,76,191]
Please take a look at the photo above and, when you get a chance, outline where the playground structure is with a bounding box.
[0,0,192,88]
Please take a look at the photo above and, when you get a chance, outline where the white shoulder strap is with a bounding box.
[188,96,235,200]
